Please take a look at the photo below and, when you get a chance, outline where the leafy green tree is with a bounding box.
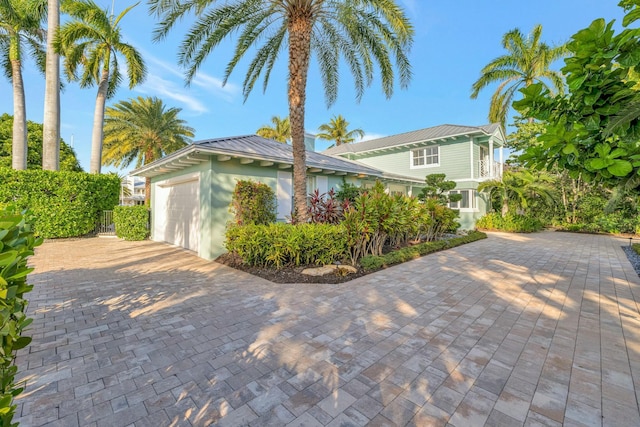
[55,0,146,174]
[0,113,81,171]
[471,24,566,127]
[102,96,194,205]
[0,0,46,170]
[150,0,413,223]
[418,174,461,206]
[478,169,557,216]
[514,2,640,189]
[256,115,290,143]
[316,114,364,146]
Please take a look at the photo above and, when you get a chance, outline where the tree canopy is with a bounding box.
[471,24,566,128]
[0,113,82,171]
[514,1,640,189]
[316,114,364,146]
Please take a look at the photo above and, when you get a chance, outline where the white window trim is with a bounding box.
[410,145,440,169]
[449,190,479,212]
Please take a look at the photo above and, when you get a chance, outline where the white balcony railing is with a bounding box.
[478,160,502,179]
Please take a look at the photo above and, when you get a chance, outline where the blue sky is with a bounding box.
[0,0,626,173]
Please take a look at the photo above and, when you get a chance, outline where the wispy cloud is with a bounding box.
[136,74,209,114]
[399,0,418,16]
[359,133,386,142]
[144,52,240,101]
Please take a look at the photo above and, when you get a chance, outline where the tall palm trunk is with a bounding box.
[90,68,109,174]
[288,15,312,223]
[11,59,27,170]
[42,0,61,171]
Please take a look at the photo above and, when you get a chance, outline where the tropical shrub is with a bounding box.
[308,188,344,224]
[225,223,348,267]
[113,206,149,240]
[476,212,544,233]
[230,180,276,226]
[360,231,487,271]
[633,243,640,256]
[335,180,361,203]
[0,169,120,238]
[0,207,42,425]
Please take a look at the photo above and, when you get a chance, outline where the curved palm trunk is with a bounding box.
[288,15,312,223]
[90,68,109,174]
[11,59,27,170]
[42,0,60,171]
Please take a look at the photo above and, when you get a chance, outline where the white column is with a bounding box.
[499,145,504,178]
[469,138,474,179]
[489,138,494,178]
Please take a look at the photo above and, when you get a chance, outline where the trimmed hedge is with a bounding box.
[633,244,640,256]
[225,223,348,267]
[0,207,42,424]
[360,231,487,271]
[114,206,149,241]
[476,212,544,233]
[0,168,120,238]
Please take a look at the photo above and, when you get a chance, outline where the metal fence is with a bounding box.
[96,210,115,236]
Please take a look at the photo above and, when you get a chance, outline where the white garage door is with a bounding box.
[153,176,200,252]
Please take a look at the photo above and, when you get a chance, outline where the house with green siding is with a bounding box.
[323,123,506,229]
[131,134,425,260]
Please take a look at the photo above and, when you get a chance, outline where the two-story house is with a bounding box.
[322,123,506,229]
[132,124,504,259]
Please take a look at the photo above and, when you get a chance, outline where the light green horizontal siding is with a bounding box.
[353,138,473,181]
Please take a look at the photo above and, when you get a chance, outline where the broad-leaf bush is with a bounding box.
[225,223,348,267]
[230,180,276,225]
[476,212,544,233]
[0,169,119,238]
[0,207,42,425]
[114,206,149,240]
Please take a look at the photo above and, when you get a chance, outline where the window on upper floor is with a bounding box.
[449,190,477,210]
[411,145,439,168]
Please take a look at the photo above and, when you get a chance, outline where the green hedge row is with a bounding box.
[0,168,120,238]
[0,207,42,424]
[114,206,149,241]
[225,223,348,267]
[360,231,487,271]
[476,212,544,233]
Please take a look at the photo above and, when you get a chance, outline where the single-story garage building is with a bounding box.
[131,135,426,260]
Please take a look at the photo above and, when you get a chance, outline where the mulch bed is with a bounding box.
[215,252,369,284]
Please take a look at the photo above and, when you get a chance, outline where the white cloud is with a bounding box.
[144,52,240,101]
[136,74,209,114]
[359,133,386,142]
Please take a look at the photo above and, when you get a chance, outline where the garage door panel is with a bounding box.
[153,179,200,253]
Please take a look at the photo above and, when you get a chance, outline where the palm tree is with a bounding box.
[150,0,413,223]
[0,0,46,170]
[470,25,566,127]
[478,169,557,216]
[55,0,146,174]
[256,115,290,143]
[42,0,60,171]
[102,96,194,205]
[316,114,364,146]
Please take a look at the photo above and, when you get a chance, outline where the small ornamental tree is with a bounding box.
[419,174,462,205]
[230,180,276,226]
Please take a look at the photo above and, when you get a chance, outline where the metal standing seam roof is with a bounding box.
[322,123,503,156]
[130,134,425,183]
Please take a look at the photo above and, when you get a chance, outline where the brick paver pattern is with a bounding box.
[13,231,640,426]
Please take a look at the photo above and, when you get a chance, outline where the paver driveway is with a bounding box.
[13,231,640,427]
